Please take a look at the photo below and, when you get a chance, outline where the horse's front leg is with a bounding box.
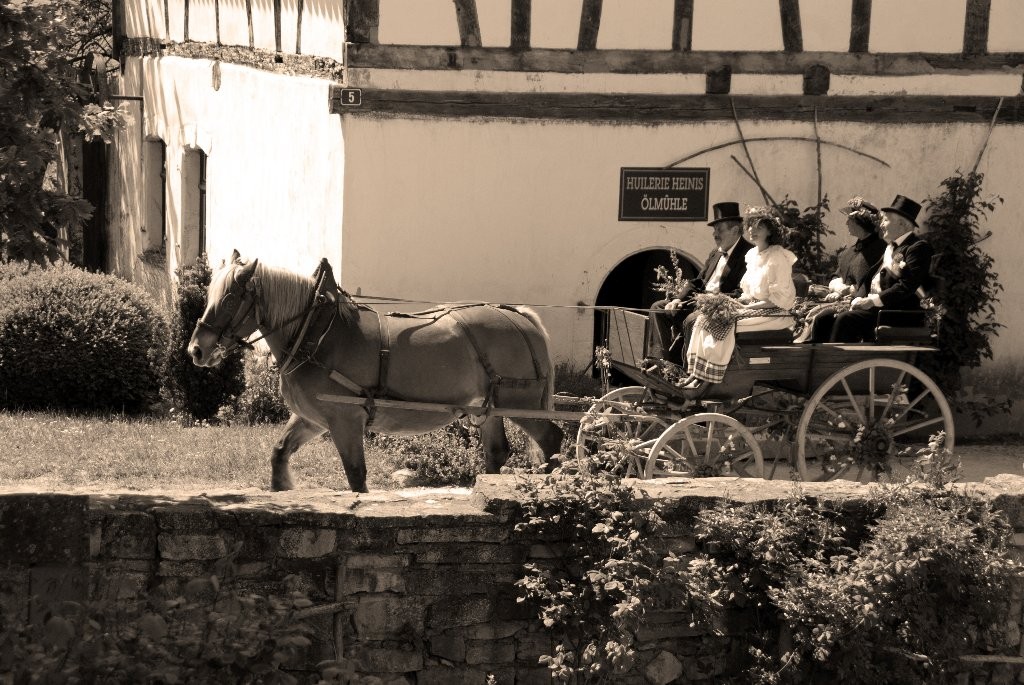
[326,413,369,493]
[271,413,326,491]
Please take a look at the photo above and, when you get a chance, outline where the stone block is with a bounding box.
[152,505,216,533]
[29,566,88,622]
[428,595,493,629]
[96,572,149,601]
[0,567,29,623]
[343,566,406,594]
[515,667,553,684]
[353,645,423,673]
[158,533,227,560]
[645,650,683,685]
[407,567,513,596]
[0,495,88,564]
[157,560,213,578]
[466,638,515,664]
[417,666,499,685]
[429,635,467,662]
[397,525,508,545]
[279,528,336,558]
[410,544,526,565]
[464,621,524,640]
[516,631,553,661]
[101,511,157,560]
[344,553,412,569]
[352,596,425,639]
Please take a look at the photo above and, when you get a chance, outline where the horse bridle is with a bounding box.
[196,266,320,359]
[195,270,261,357]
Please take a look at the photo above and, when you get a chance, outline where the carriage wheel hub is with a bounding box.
[857,423,893,464]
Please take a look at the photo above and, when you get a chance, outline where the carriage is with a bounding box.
[191,253,954,491]
[575,307,954,482]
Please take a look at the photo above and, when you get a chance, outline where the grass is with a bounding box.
[0,363,598,492]
[0,412,580,492]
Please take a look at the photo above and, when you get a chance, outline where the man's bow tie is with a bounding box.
[717,247,728,254]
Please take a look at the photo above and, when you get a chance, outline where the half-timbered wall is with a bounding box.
[109,0,1024,380]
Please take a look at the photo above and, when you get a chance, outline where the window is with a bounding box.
[181,148,208,261]
[142,140,167,256]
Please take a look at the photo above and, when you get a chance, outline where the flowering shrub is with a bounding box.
[685,440,1020,684]
[514,459,679,683]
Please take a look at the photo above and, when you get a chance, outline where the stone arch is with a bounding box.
[592,248,701,361]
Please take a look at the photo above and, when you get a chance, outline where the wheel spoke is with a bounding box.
[868,367,876,422]
[891,415,946,438]
[840,378,867,425]
[704,422,717,464]
[880,370,908,420]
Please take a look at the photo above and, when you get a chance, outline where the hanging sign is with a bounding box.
[618,167,710,221]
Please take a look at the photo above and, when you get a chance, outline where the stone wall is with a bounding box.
[3,476,1024,684]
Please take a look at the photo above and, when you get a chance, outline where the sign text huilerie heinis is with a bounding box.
[619,168,710,221]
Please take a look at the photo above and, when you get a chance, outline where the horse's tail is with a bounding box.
[511,306,556,411]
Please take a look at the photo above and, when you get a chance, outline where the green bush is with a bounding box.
[686,446,1021,684]
[220,346,291,425]
[0,261,169,414]
[164,255,245,423]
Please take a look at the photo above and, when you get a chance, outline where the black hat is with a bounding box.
[882,195,921,226]
[708,202,742,227]
[839,198,881,230]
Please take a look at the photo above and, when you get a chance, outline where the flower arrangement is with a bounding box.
[845,196,881,230]
[692,292,741,332]
[743,205,784,231]
[651,250,691,299]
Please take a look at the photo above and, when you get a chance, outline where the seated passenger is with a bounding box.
[795,197,886,343]
[648,202,753,365]
[679,207,797,391]
[811,194,933,343]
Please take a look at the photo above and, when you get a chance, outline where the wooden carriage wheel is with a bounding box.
[645,413,765,479]
[795,359,955,482]
[575,386,673,477]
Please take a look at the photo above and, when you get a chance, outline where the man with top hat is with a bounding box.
[648,201,754,364]
[815,194,934,343]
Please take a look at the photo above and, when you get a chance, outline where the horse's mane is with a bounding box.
[254,263,359,341]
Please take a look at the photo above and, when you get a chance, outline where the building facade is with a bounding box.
[108,0,1024,375]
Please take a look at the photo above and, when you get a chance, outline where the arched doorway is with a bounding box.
[593,249,699,363]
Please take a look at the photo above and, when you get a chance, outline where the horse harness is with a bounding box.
[275,260,548,427]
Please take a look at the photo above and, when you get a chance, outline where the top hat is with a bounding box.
[881,195,922,226]
[708,202,743,227]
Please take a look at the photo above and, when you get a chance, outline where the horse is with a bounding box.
[188,251,564,492]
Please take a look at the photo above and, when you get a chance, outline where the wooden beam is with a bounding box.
[779,0,802,52]
[963,0,991,56]
[850,0,872,52]
[511,0,531,50]
[183,0,190,41]
[344,0,380,44]
[296,0,303,53]
[453,0,481,48]
[112,0,126,59]
[330,89,1024,125]
[803,64,830,95]
[345,43,1024,75]
[672,0,694,51]
[578,0,603,51]
[164,0,170,40]
[215,0,220,45]
[245,0,253,47]
[273,0,281,51]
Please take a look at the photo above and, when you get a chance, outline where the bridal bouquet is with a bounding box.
[692,292,741,332]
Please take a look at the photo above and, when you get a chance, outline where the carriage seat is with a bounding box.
[735,328,794,345]
[874,310,932,344]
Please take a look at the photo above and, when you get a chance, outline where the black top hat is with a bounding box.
[882,195,921,226]
[708,202,742,227]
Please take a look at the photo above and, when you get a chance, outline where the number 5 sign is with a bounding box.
[340,88,361,106]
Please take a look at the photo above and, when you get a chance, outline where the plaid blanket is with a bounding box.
[695,305,795,341]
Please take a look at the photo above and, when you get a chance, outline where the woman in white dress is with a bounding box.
[680,207,797,391]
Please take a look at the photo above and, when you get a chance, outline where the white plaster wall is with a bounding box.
[125,0,167,40]
[339,115,1024,369]
[108,57,344,291]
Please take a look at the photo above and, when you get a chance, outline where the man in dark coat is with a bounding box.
[816,195,934,343]
[648,202,754,364]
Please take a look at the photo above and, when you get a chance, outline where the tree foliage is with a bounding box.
[1,0,120,264]
[919,171,1005,412]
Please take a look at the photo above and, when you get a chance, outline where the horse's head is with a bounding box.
[188,250,259,367]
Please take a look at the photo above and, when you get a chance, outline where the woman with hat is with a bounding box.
[815,194,935,343]
[795,197,886,343]
[679,206,797,391]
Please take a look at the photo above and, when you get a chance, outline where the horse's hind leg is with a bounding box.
[271,413,325,491]
[479,416,511,473]
[509,418,564,472]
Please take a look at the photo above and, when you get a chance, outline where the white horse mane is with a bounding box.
[253,263,315,339]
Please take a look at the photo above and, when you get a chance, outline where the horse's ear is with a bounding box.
[230,249,242,265]
[236,257,259,285]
